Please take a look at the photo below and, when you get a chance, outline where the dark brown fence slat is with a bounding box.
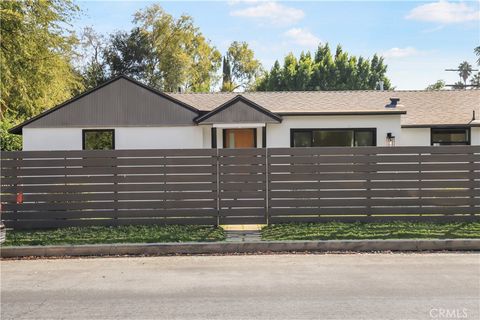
[1,148,217,159]
[269,207,479,215]
[269,189,478,198]
[269,215,479,224]
[1,191,217,203]
[2,209,218,220]
[1,157,216,168]
[1,182,217,194]
[267,145,480,155]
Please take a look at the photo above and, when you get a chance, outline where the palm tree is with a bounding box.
[475,46,480,65]
[458,61,472,86]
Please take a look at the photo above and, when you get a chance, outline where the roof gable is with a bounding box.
[10,75,199,134]
[195,95,282,124]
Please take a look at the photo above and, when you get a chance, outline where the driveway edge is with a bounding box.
[2,239,479,257]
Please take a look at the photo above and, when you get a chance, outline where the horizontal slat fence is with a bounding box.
[268,146,480,223]
[1,149,218,229]
[1,146,479,229]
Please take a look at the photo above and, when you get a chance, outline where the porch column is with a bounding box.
[262,126,267,148]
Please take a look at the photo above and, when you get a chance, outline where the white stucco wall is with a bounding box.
[22,122,478,151]
[23,126,205,150]
[471,127,480,145]
[266,115,402,147]
[23,128,83,150]
[113,127,204,149]
[398,128,431,146]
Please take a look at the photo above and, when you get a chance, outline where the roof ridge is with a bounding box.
[168,89,473,95]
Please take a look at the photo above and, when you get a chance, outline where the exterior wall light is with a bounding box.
[386,132,395,146]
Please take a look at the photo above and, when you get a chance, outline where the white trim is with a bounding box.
[213,123,265,128]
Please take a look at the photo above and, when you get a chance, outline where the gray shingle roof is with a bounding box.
[169,90,480,126]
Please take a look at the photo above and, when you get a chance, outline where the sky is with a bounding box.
[75,0,480,90]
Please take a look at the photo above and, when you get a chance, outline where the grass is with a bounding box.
[3,225,225,246]
[261,221,480,241]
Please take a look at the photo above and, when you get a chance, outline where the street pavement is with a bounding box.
[1,253,479,320]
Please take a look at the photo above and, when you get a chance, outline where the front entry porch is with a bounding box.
[212,123,265,149]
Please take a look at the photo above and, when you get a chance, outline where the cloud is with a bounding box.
[230,2,305,26]
[406,1,480,24]
[284,28,321,47]
[382,47,423,58]
[227,0,262,5]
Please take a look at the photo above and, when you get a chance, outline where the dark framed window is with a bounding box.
[431,128,470,146]
[291,128,376,147]
[82,129,115,150]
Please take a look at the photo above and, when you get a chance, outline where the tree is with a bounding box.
[222,41,262,92]
[457,61,473,86]
[104,28,151,81]
[78,26,108,89]
[133,4,221,92]
[221,57,234,92]
[0,0,83,150]
[452,81,465,90]
[474,46,480,65]
[470,72,480,89]
[426,80,446,90]
[256,43,392,91]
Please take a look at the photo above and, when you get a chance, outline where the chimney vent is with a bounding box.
[377,81,384,91]
[386,98,400,108]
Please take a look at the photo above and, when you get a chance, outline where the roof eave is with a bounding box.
[277,110,407,116]
[402,123,480,128]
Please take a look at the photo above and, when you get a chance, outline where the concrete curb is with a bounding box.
[2,239,479,258]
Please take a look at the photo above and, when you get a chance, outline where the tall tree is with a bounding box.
[133,4,221,92]
[0,0,83,120]
[0,0,83,150]
[257,43,391,91]
[78,26,108,89]
[222,41,262,91]
[221,56,234,92]
[457,61,473,86]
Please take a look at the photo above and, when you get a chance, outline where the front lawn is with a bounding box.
[261,221,480,241]
[3,225,225,246]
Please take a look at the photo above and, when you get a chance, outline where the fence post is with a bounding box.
[470,148,475,215]
[366,150,373,217]
[113,153,118,220]
[216,148,220,226]
[265,148,269,226]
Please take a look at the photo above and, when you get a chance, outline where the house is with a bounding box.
[9,75,480,150]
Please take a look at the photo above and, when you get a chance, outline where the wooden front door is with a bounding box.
[223,129,256,148]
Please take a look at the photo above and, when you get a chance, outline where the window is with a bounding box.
[82,129,115,150]
[431,128,470,146]
[291,128,376,147]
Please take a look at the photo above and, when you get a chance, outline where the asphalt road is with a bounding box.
[1,253,479,320]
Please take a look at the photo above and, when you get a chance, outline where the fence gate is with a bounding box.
[218,148,268,225]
